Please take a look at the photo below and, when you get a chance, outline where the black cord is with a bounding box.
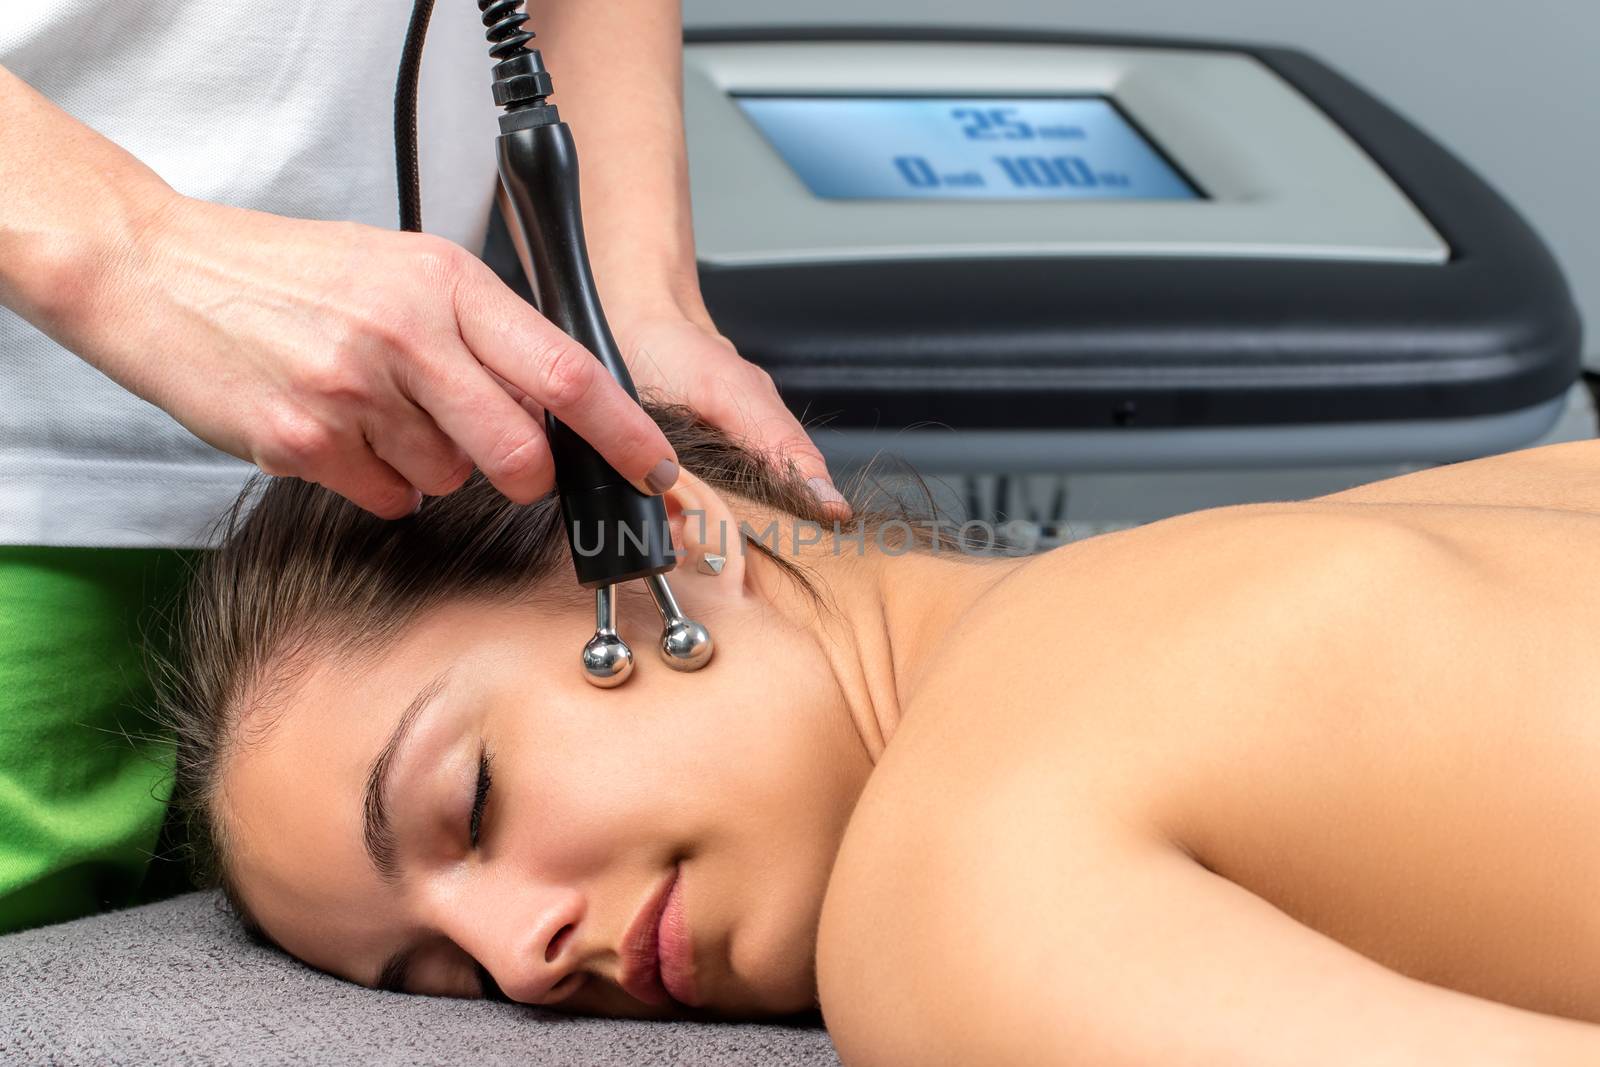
[396,2,542,232]
[395,0,437,233]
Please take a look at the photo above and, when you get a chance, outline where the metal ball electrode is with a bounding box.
[647,574,714,672]
[581,585,635,687]
[469,0,715,687]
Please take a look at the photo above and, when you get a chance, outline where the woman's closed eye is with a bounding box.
[469,744,493,848]
[465,746,511,1002]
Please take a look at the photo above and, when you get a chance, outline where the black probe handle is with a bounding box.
[495,122,674,588]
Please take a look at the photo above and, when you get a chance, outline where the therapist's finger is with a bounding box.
[404,351,557,504]
[780,430,850,520]
[253,407,422,519]
[296,435,424,520]
[700,364,852,520]
[364,403,475,498]
[770,422,850,520]
[484,365,544,420]
[451,259,679,497]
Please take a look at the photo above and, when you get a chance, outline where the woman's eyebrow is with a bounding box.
[362,668,454,884]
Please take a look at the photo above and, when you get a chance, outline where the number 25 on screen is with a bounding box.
[952,108,1035,141]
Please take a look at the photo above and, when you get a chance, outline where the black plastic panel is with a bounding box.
[686,27,1583,430]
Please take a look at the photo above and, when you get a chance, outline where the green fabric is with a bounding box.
[0,545,197,934]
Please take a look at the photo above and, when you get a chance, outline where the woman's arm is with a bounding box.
[818,794,1600,1066]
[531,2,848,510]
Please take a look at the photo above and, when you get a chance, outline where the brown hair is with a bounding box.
[154,400,943,934]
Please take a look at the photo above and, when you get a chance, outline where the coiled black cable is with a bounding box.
[395,0,537,232]
[478,0,536,60]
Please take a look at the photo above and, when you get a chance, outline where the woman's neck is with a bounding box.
[751,530,1033,763]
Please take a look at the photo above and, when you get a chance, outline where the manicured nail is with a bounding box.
[643,458,680,495]
[806,476,847,507]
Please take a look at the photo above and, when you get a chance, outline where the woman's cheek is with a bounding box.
[502,757,641,879]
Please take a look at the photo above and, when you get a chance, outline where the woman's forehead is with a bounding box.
[232,649,426,786]
[222,663,390,858]
[219,653,435,973]
[220,600,550,858]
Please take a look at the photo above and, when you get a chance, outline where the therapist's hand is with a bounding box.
[56,194,681,519]
[614,314,852,520]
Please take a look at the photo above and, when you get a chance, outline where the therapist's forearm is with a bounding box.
[534,0,712,331]
[0,63,176,331]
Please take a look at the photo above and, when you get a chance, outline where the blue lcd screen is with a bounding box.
[735,96,1200,201]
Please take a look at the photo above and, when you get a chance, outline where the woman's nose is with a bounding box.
[428,875,587,1005]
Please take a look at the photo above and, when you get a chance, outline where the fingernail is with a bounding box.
[410,492,425,516]
[643,457,680,495]
[806,476,847,507]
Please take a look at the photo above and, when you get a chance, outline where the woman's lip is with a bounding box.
[618,867,678,1007]
[656,868,701,1007]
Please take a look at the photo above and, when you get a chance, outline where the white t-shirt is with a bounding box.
[0,3,502,547]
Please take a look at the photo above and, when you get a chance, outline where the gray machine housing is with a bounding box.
[681,28,1582,484]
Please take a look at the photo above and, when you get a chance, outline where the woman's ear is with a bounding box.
[660,469,749,597]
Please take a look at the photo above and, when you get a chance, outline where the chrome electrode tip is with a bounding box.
[582,632,633,686]
[644,574,714,672]
[582,585,634,687]
[661,617,713,669]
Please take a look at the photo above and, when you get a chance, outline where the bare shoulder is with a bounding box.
[1006,499,1464,658]
[815,501,1600,1065]
[816,504,1458,1050]
[817,745,1600,1067]
[1317,438,1600,513]
[815,722,1170,1066]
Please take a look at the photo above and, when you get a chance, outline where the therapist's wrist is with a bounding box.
[601,268,718,338]
[587,215,715,330]
[6,175,180,343]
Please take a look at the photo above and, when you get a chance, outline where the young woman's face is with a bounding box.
[220,571,869,1018]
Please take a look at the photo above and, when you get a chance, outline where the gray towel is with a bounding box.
[1,892,841,1065]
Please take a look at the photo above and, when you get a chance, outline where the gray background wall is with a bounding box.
[685,0,1598,368]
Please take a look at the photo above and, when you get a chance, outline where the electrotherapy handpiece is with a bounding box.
[396,0,713,687]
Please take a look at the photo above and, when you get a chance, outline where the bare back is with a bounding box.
[819,439,1600,1064]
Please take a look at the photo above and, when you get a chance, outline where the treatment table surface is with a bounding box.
[1,891,841,1065]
